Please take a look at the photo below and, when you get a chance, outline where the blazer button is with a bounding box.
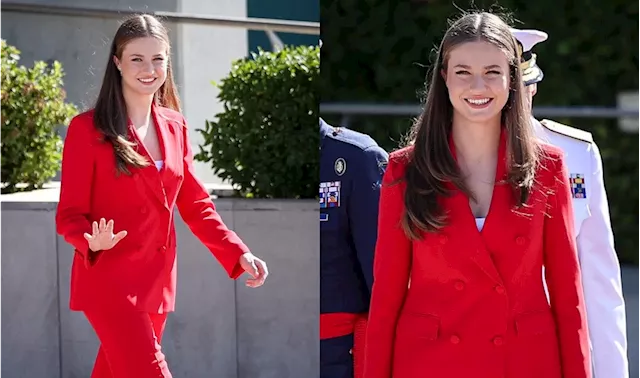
[454,281,465,291]
[450,335,460,344]
[515,236,526,246]
[159,246,167,252]
[494,285,505,294]
[439,234,448,244]
[493,336,504,346]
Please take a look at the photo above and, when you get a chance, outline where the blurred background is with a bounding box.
[320,0,638,377]
[1,1,319,377]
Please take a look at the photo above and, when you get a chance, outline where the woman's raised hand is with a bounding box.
[83,218,128,252]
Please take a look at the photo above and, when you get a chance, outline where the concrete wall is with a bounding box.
[1,192,319,378]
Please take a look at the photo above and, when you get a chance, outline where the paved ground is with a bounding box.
[622,266,638,378]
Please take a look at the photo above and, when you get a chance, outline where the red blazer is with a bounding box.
[363,131,592,378]
[56,104,249,314]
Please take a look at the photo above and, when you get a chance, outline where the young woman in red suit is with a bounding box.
[55,15,269,378]
[363,12,591,378]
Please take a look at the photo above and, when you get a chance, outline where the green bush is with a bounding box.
[1,40,78,193]
[195,45,319,199]
[320,1,638,263]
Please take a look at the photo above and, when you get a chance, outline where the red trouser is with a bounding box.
[84,306,172,378]
[320,313,368,378]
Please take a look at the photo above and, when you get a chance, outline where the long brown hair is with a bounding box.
[401,11,539,239]
[93,14,181,175]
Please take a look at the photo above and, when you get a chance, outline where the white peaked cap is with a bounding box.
[510,28,548,86]
[510,28,548,52]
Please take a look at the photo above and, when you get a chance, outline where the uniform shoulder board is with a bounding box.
[328,126,378,151]
[539,119,593,144]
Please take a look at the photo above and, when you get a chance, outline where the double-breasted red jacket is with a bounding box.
[363,130,592,378]
[56,104,249,313]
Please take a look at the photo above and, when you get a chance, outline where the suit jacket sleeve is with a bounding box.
[175,118,249,279]
[363,157,411,378]
[577,142,628,378]
[55,116,99,269]
[349,145,389,295]
[543,154,592,378]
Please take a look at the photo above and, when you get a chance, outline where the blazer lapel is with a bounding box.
[153,105,180,209]
[127,103,169,210]
[447,129,509,284]
[475,128,509,237]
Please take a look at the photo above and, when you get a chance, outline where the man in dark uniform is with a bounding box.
[319,118,388,378]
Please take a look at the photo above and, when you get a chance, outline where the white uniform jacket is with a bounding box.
[534,117,629,378]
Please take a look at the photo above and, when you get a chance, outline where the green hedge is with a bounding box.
[1,40,78,193]
[195,46,319,199]
[320,1,638,263]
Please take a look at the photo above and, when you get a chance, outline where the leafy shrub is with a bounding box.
[195,45,319,199]
[1,40,78,193]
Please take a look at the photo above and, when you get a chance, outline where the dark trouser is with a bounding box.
[321,333,354,378]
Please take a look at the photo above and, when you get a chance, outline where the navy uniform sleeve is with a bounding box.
[348,145,389,296]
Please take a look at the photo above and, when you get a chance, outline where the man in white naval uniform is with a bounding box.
[512,28,629,378]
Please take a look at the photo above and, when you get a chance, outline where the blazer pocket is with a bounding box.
[515,310,556,337]
[78,248,103,269]
[397,312,440,341]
